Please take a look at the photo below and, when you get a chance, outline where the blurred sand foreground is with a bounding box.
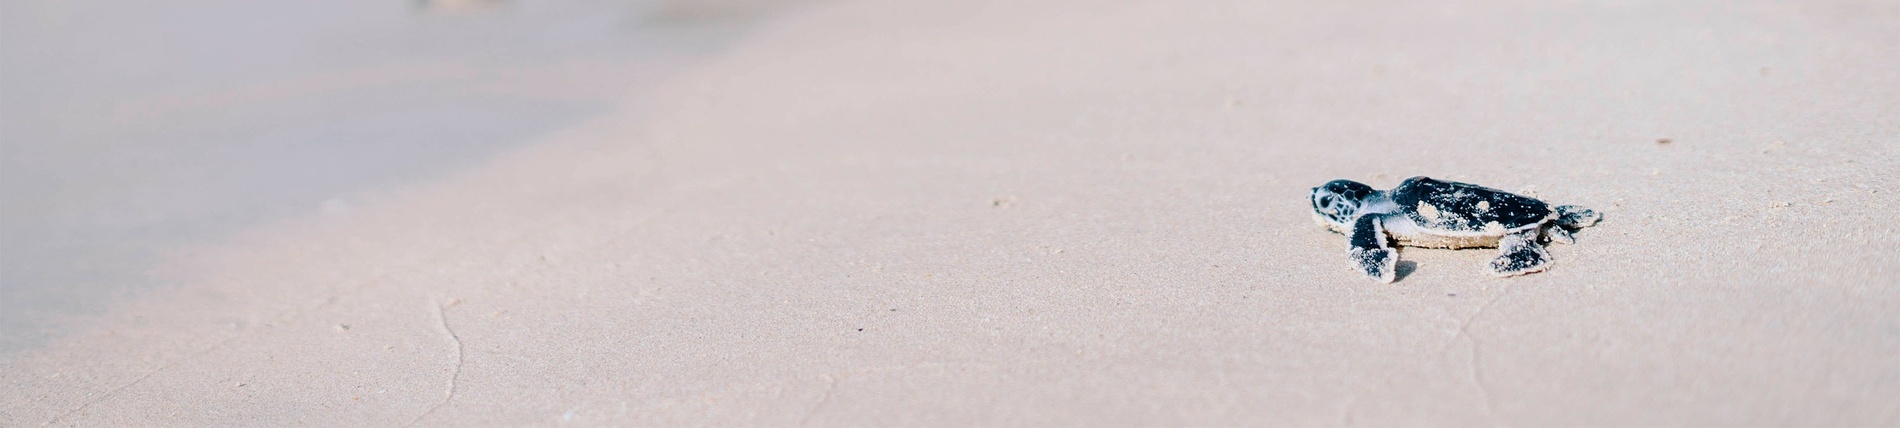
[5,0,1898,425]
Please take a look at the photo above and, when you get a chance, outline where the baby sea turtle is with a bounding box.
[1309,176,1601,283]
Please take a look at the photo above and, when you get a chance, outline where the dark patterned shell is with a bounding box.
[1390,177,1551,234]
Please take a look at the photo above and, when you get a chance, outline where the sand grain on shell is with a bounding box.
[1418,202,1443,223]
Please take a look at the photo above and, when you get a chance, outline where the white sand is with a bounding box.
[5,0,1899,425]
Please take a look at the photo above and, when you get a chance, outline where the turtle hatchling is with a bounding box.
[1309,176,1601,283]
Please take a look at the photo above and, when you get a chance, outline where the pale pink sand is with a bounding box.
[6,0,1899,425]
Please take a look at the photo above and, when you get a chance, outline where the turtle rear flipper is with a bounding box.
[1554,205,1600,229]
[1544,224,1575,245]
[1489,231,1551,277]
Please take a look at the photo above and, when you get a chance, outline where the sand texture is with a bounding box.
[5,0,1899,425]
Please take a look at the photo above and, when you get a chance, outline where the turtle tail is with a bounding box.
[1554,205,1601,229]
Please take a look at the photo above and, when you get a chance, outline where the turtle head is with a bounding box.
[1311,179,1376,230]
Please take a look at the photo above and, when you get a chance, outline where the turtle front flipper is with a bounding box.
[1489,230,1551,277]
[1347,214,1398,283]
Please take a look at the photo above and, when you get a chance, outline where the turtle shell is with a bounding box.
[1390,177,1551,234]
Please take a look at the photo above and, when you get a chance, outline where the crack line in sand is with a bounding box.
[1341,285,1515,426]
[1462,321,1498,424]
[798,374,841,427]
[39,276,391,426]
[41,202,604,427]
[1337,394,1362,427]
[40,333,245,426]
[1456,287,1510,425]
[407,299,464,427]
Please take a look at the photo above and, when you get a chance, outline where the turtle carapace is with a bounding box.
[1310,176,1601,283]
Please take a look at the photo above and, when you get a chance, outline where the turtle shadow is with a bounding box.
[1394,261,1418,282]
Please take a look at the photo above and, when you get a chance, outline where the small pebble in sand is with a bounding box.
[1656,138,1672,145]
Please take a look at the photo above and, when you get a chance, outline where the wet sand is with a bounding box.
[5,0,1898,425]
[0,0,762,352]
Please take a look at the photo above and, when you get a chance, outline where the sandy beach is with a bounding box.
[4,0,1898,425]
